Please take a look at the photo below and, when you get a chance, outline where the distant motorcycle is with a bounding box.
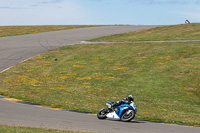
[97,101,137,122]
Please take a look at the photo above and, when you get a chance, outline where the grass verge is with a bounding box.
[0,25,107,37]
[90,23,200,42]
[0,41,200,126]
[0,125,90,133]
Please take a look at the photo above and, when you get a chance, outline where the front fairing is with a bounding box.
[130,102,137,113]
[117,104,134,117]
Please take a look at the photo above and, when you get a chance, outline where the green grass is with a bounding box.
[0,25,106,37]
[0,41,200,126]
[0,125,91,133]
[90,23,200,42]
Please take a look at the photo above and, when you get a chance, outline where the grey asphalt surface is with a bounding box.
[0,26,199,133]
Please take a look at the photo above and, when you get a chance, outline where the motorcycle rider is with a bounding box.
[111,95,134,108]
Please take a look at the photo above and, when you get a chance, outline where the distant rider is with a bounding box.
[185,20,190,24]
[111,95,134,108]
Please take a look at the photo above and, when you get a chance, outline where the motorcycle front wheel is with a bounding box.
[121,110,135,122]
[97,108,108,119]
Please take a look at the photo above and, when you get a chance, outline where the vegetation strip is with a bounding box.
[0,125,92,133]
[90,23,200,42]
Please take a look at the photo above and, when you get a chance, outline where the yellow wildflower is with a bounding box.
[59,76,68,80]
[116,67,128,70]
[77,77,92,80]
[83,83,90,85]
[73,65,83,68]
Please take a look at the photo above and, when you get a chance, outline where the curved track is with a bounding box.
[0,26,199,133]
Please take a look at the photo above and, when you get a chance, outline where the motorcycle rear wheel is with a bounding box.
[97,108,108,119]
[121,110,135,122]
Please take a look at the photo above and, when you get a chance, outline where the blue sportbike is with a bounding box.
[97,101,137,122]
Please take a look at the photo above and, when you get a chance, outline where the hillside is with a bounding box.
[0,24,199,126]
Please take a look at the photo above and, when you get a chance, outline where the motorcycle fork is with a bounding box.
[125,109,132,115]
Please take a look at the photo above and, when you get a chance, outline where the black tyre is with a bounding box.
[97,108,108,119]
[121,110,135,122]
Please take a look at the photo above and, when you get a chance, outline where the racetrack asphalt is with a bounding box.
[0,26,199,133]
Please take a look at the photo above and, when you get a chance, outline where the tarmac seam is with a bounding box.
[80,40,200,44]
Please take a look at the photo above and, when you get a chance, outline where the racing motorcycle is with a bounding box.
[97,101,137,122]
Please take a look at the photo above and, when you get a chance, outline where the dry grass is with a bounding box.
[90,23,200,42]
[0,125,91,133]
